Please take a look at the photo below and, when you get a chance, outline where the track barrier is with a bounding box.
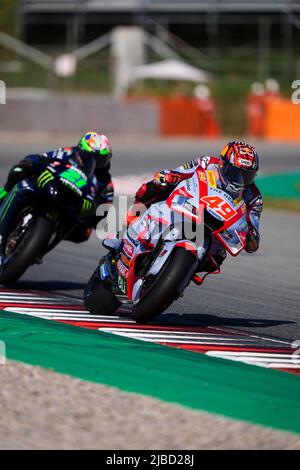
[247,93,300,141]
[159,95,220,137]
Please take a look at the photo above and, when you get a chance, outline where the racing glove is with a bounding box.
[245,225,260,253]
[4,155,53,193]
[135,171,183,207]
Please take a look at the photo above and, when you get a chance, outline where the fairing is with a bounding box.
[116,168,248,304]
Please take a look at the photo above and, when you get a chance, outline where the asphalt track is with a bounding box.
[0,137,300,343]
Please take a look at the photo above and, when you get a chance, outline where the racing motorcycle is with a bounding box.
[0,162,95,285]
[84,167,249,323]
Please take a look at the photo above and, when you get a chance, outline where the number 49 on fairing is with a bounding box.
[201,195,236,221]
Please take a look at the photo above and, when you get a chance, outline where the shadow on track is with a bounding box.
[15,280,86,292]
[154,312,294,330]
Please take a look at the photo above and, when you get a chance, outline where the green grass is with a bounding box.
[264,198,300,212]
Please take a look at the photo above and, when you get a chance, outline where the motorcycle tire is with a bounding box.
[132,247,197,323]
[0,217,53,285]
[84,265,121,315]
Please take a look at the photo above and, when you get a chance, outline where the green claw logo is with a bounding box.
[37,171,54,188]
[0,186,18,222]
[81,199,92,214]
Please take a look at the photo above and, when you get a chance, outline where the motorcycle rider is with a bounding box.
[0,131,114,243]
[105,141,262,273]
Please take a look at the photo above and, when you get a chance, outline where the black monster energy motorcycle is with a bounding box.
[0,161,95,285]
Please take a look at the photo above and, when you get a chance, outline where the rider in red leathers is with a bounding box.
[124,141,263,273]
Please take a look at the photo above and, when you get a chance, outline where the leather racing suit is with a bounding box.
[133,156,263,272]
[1,147,114,243]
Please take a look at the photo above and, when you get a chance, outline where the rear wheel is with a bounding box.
[132,247,198,323]
[84,265,121,315]
[0,216,53,285]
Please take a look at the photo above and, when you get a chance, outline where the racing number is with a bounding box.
[201,195,236,221]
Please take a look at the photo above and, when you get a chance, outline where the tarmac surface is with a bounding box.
[1,136,300,449]
[1,137,299,343]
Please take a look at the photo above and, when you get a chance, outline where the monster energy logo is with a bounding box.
[37,171,54,188]
[81,199,93,214]
[0,186,18,222]
[59,168,87,189]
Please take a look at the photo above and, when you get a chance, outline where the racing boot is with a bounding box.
[102,234,122,253]
[199,255,221,273]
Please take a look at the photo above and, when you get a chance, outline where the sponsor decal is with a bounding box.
[207,170,217,188]
[60,178,83,196]
[200,156,210,169]
[213,187,232,202]
[37,170,55,188]
[185,179,192,192]
[81,198,93,214]
[183,201,198,215]
[198,171,207,183]
[123,239,134,257]
[117,260,128,278]
[183,158,199,170]
[120,253,131,268]
[234,196,242,206]
[239,158,252,167]
[118,275,127,294]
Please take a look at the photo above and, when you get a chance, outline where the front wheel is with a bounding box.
[132,247,198,323]
[0,217,53,285]
[84,265,121,315]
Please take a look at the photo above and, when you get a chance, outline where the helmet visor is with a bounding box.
[220,162,245,198]
[95,152,111,170]
[241,168,256,186]
[74,150,96,178]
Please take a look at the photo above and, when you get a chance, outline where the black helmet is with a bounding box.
[219,141,259,198]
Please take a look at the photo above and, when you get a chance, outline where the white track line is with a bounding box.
[4,307,135,322]
[207,352,295,358]
[99,332,255,342]
[4,307,89,313]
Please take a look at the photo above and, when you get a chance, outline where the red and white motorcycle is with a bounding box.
[84,167,248,323]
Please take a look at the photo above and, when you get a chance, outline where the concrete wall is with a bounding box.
[0,93,159,135]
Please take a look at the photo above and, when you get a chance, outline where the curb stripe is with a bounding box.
[1,310,300,435]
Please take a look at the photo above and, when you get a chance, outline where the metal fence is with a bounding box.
[22,0,300,14]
